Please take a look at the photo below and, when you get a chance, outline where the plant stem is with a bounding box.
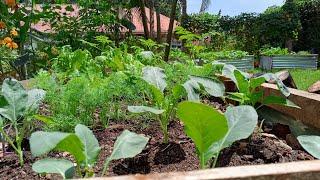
[18,148,24,166]
[0,128,23,165]
[200,153,205,169]
[212,153,219,168]
[101,158,111,176]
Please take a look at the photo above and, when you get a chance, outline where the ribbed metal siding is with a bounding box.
[260,55,318,70]
[218,55,254,71]
[271,55,318,69]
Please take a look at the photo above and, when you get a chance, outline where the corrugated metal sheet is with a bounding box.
[261,55,318,70]
[218,55,254,71]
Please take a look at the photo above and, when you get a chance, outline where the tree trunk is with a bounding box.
[154,0,162,43]
[180,0,187,27]
[149,0,155,39]
[180,0,188,51]
[139,0,149,39]
[164,0,178,61]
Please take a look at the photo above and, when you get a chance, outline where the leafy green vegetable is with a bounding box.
[32,158,75,179]
[177,101,228,168]
[0,79,45,166]
[101,130,149,176]
[30,124,148,178]
[177,102,259,169]
[207,106,258,167]
[142,66,167,93]
[297,135,320,159]
[75,124,101,166]
[183,75,225,101]
[220,65,298,108]
[30,124,100,178]
[128,66,186,143]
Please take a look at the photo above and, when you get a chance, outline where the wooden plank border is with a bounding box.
[96,160,320,180]
[262,83,320,130]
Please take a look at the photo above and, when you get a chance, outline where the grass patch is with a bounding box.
[289,69,320,90]
[249,68,320,91]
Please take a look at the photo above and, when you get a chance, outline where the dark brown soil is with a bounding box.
[0,119,315,179]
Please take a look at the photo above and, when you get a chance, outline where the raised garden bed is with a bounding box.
[1,81,319,179]
[260,54,319,70]
[217,55,254,71]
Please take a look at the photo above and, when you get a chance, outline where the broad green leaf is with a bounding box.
[250,91,264,105]
[0,79,28,121]
[32,158,75,179]
[27,89,46,112]
[30,132,86,164]
[30,131,71,157]
[205,106,258,162]
[177,101,228,154]
[149,85,164,105]
[222,64,250,86]
[263,96,300,108]
[223,106,258,148]
[297,135,320,159]
[75,124,101,166]
[128,106,165,115]
[108,130,149,161]
[183,79,201,101]
[142,66,167,93]
[234,70,249,94]
[189,76,225,97]
[250,77,266,90]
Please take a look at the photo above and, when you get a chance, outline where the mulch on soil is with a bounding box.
[0,102,315,179]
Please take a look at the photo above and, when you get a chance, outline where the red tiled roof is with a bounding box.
[130,7,178,34]
[32,5,178,35]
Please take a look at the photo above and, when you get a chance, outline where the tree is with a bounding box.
[164,0,178,61]
[200,0,212,13]
[138,0,150,39]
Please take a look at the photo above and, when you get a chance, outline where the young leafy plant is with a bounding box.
[183,75,225,101]
[177,101,258,169]
[30,124,149,178]
[297,135,320,159]
[221,64,299,108]
[177,101,228,169]
[0,78,45,166]
[101,130,149,176]
[128,66,185,143]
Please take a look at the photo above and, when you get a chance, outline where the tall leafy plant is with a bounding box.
[0,78,45,166]
[30,124,149,178]
[128,66,185,143]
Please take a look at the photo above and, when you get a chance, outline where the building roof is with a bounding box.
[129,7,178,35]
[32,5,178,35]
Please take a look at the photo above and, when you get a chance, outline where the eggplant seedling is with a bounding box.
[30,124,149,178]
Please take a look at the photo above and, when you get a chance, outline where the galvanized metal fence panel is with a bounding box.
[217,55,254,71]
[261,55,318,70]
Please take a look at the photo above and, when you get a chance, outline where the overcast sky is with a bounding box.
[187,0,284,16]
